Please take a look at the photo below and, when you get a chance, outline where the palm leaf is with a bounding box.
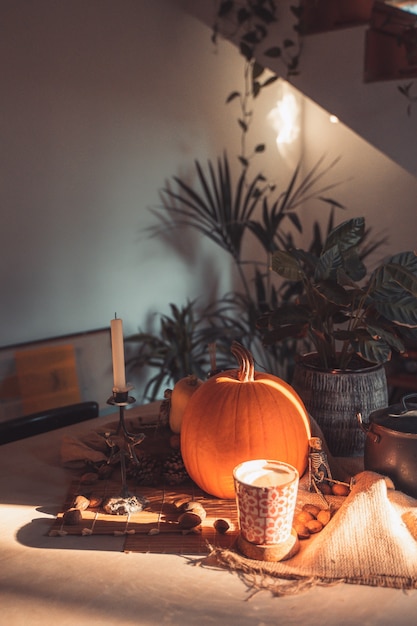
[281,155,344,211]
[246,158,343,254]
[154,154,265,261]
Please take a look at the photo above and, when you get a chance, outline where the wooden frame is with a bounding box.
[0,328,113,422]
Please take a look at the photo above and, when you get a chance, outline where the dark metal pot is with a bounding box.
[358,394,417,499]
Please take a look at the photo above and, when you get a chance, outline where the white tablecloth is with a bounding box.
[1,403,417,626]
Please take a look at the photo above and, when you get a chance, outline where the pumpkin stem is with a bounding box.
[231,341,255,382]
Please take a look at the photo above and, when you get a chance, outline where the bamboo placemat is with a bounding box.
[48,472,239,554]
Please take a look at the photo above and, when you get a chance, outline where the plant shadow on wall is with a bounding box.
[126,0,346,401]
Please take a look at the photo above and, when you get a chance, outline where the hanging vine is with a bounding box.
[211,0,302,169]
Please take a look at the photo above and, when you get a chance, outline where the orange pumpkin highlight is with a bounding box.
[169,374,204,434]
[180,342,311,499]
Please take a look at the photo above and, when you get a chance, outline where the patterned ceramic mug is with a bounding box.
[233,459,299,545]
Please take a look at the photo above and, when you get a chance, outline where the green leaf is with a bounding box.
[226,91,240,103]
[153,154,264,261]
[255,22,267,36]
[389,250,417,273]
[371,252,417,297]
[341,247,367,282]
[290,5,304,19]
[243,30,260,45]
[269,303,312,327]
[264,46,281,58]
[313,280,351,307]
[238,118,248,132]
[314,219,367,283]
[252,5,276,24]
[239,41,253,61]
[218,0,233,18]
[315,245,343,281]
[365,323,405,352]
[271,250,304,281]
[353,337,392,365]
[323,217,365,254]
[260,323,308,346]
[262,75,279,88]
[252,61,264,80]
[237,7,250,24]
[374,295,417,328]
[385,258,417,296]
[261,324,308,345]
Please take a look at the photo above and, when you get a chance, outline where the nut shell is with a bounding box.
[302,503,321,518]
[318,482,332,495]
[317,509,331,526]
[63,508,82,526]
[88,496,103,509]
[178,511,202,529]
[305,519,323,534]
[214,519,230,534]
[74,495,90,510]
[293,521,310,540]
[181,501,206,520]
[296,510,315,524]
[331,483,350,497]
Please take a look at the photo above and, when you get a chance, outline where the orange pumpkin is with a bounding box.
[169,375,204,434]
[180,342,311,499]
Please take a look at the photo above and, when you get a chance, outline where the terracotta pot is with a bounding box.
[291,353,388,457]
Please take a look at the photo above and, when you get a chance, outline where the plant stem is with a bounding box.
[240,59,253,165]
[235,255,252,302]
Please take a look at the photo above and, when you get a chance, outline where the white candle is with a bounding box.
[110,316,127,392]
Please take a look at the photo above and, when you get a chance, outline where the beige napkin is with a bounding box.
[60,432,109,469]
[209,470,417,594]
[59,402,162,469]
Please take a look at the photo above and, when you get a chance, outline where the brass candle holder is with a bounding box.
[103,389,148,515]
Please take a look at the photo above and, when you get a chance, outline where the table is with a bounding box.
[2,403,417,626]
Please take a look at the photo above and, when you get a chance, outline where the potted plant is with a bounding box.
[126,1,342,399]
[125,300,242,402]
[258,216,417,456]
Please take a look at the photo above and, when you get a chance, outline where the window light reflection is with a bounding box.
[268,91,300,148]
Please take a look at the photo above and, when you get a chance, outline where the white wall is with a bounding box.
[2,0,417,378]
[300,93,417,260]
[0,0,245,349]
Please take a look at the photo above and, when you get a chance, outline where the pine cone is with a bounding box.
[162,450,189,485]
[127,453,162,486]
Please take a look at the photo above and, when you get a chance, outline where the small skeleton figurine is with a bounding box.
[308,437,355,506]
[308,436,332,492]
